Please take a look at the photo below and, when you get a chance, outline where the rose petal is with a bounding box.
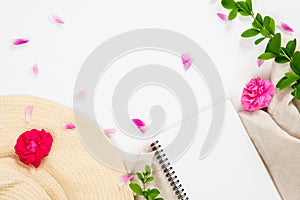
[0,124,4,129]
[119,175,133,186]
[74,91,86,100]
[32,64,39,76]
[257,60,264,67]
[132,119,146,133]
[280,22,294,33]
[32,159,42,168]
[51,15,65,24]
[26,106,33,122]
[12,38,29,45]
[217,13,228,21]
[103,129,116,135]
[181,54,193,70]
[63,123,76,130]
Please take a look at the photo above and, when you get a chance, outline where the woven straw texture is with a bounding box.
[0,96,134,200]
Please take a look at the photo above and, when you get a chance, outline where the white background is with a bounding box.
[0,0,298,146]
[1,0,299,108]
[0,2,295,198]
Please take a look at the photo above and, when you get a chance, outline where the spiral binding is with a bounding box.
[151,141,189,200]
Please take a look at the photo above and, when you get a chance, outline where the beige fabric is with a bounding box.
[0,96,134,200]
[239,62,300,200]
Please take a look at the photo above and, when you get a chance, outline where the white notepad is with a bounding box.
[152,100,281,199]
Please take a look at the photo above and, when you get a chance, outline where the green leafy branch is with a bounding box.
[221,0,300,99]
[129,165,164,200]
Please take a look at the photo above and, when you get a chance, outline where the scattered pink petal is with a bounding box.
[132,119,146,134]
[51,15,65,24]
[0,124,4,129]
[12,38,29,45]
[217,13,228,21]
[32,64,39,76]
[26,106,33,122]
[103,129,116,136]
[74,91,86,100]
[181,54,193,70]
[280,22,294,33]
[119,175,133,186]
[63,123,76,130]
[257,60,264,67]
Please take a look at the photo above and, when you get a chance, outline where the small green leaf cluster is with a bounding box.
[129,165,164,200]
[221,0,300,99]
[221,0,253,20]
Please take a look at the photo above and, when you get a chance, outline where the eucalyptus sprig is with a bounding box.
[129,165,164,200]
[221,0,300,99]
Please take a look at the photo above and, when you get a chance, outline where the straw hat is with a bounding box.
[0,96,134,200]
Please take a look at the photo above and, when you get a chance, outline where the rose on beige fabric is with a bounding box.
[239,61,300,200]
[0,96,134,200]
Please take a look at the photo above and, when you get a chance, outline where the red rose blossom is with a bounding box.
[14,129,53,168]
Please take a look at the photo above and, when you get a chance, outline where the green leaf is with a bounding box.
[241,28,260,38]
[292,82,300,100]
[143,191,148,197]
[221,0,236,9]
[228,8,238,20]
[254,37,265,45]
[148,196,153,200]
[276,76,288,90]
[286,39,296,55]
[282,47,292,58]
[263,16,271,29]
[136,172,144,183]
[258,52,276,60]
[260,28,270,37]
[129,183,143,195]
[256,13,263,25]
[268,18,275,35]
[252,19,262,29]
[275,55,289,63]
[246,0,252,11]
[237,1,251,16]
[146,176,154,183]
[237,1,249,12]
[154,198,164,200]
[145,165,151,176]
[276,73,300,90]
[286,72,300,79]
[263,16,275,35]
[239,10,250,16]
[265,33,281,54]
[146,196,153,200]
[148,189,160,199]
[252,21,261,29]
[290,51,300,75]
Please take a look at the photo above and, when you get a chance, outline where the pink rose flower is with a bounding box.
[241,77,275,111]
[14,129,53,168]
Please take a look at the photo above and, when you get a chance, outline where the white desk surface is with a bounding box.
[0,1,296,199]
[1,0,299,109]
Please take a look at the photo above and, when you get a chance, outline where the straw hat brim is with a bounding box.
[0,95,134,200]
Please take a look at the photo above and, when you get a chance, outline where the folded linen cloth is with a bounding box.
[239,61,300,200]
